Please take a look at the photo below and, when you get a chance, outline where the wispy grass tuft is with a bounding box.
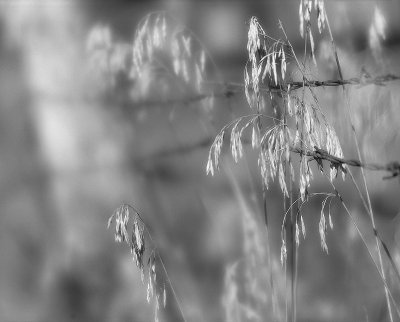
[99,3,400,322]
[108,204,186,322]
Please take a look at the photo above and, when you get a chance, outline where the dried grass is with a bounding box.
[101,3,400,321]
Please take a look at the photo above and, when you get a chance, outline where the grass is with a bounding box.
[98,3,400,321]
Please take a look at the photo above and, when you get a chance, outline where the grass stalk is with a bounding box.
[324,10,394,321]
[324,185,400,320]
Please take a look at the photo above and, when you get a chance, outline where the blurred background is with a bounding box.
[1,1,400,321]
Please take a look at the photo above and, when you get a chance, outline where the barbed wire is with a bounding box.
[291,145,400,180]
[215,73,400,94]
[102,73,400,178]
[139,136,400,180]
[123,74,400,109]
[274,73,400,91]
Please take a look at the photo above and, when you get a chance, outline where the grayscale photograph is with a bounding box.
[0,0,399,321]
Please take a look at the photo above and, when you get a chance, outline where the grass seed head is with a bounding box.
[319,211,328,253]
[280,239,287,266]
